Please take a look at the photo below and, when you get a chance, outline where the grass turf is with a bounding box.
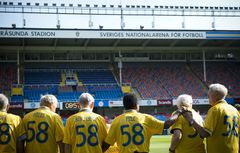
[149,135,171,153]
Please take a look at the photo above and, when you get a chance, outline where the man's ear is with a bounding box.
[6,104,10,111]
[90,101,94,109]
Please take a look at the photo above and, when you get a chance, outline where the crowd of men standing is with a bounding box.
[0,83,239,153]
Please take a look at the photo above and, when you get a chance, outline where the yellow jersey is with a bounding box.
[105,145,120,153]
[170,109,206,153]
[0,111,21,153]
[105,110,164,153]
[19,106,64,153]
[63,109,108,153]
[204,100,240,153]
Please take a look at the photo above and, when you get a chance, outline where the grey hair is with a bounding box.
[40,94,58,107]
[176,94,193,109]
[79,93,94,107]
[209,83,228,101]
[0,94,9,110]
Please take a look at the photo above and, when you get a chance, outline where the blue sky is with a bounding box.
[1,0,240,30]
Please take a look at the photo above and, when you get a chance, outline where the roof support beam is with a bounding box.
[21,38,25,50]
[170,40,179,47]
[142,39,151,47]
[198,40,208,47]
[53,38,58,48]
[84,39,90,47]
[113,39,121,47]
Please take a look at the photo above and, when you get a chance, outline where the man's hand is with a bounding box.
[170,110,180,120]
[180,108,193,122]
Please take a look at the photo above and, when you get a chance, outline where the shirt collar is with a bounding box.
[39,106,51,110]
[124,109,138,113]
[214,99,227,106]
[0,110,7,113]
[79,108,92,112]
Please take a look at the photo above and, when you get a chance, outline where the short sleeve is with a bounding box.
[63,118,71,144]
[54,115,64,142]
[145,115,164,134]
[99,117,108,144]
[238,112,240,134]
[104,120,117,146]
[18,117,27,140]
[15,116,23,138]
[170,115,183,133]
[203,107,218,135]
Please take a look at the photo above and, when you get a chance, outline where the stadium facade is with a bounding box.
[0,27,239,119]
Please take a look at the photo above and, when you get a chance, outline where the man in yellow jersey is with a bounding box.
[169,94,205,153]
[105,124,120,153]
[18,94,64,153]
[102,93,179,153]
[181,83,240,153]
[63,93,108,153]
[0,94,22,153]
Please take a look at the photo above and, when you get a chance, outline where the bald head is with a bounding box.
[40,94,58,112]
[79,93,95,108]
[208,83,228,102]
[0,94,9,111]
[176,94,193,109]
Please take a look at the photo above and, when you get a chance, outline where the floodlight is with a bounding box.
[12,24,16,28]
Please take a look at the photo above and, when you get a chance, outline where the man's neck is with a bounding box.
[124,109,138,113]
[0,109,7,112]
[80,107,92,112]
[212,99,224,106]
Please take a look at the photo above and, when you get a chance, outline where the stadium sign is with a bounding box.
[109,100,157,107]
[61,100,109,110]
[0,29,206,39]
[9,102,23,109]
[24,102,40,109]
[62,102,79,110]
[173,99,209,105]
[24,102,60,109]
[109,100,123,107]
[157,99,173,106]
[139,100,157,106]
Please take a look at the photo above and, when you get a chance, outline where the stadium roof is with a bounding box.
[0,28,240,53]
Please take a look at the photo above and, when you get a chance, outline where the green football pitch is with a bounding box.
[149,135,171,153]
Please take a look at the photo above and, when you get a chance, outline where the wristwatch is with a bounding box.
[189,119,194,126]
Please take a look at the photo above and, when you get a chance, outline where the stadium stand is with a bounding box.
[24,62,109,69]
[0,63,17,92]
[11,95,24,102]
[77,70,116,84]
[57,92,83,102]
[190,61,240,98]
[21,63,123,102]
[24,85,58,102]
[122,62,206,99]
[3,61,239,102]
[87,85,123,99]
[24,71,61,84]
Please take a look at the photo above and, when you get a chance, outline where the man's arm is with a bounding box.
[164,111,180,129]
[181,111,210,138]
[16,139,25,153]
[169,129,182,153]
[58,141,64,153]
[64,143,72,153]
[102,141,111,152]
